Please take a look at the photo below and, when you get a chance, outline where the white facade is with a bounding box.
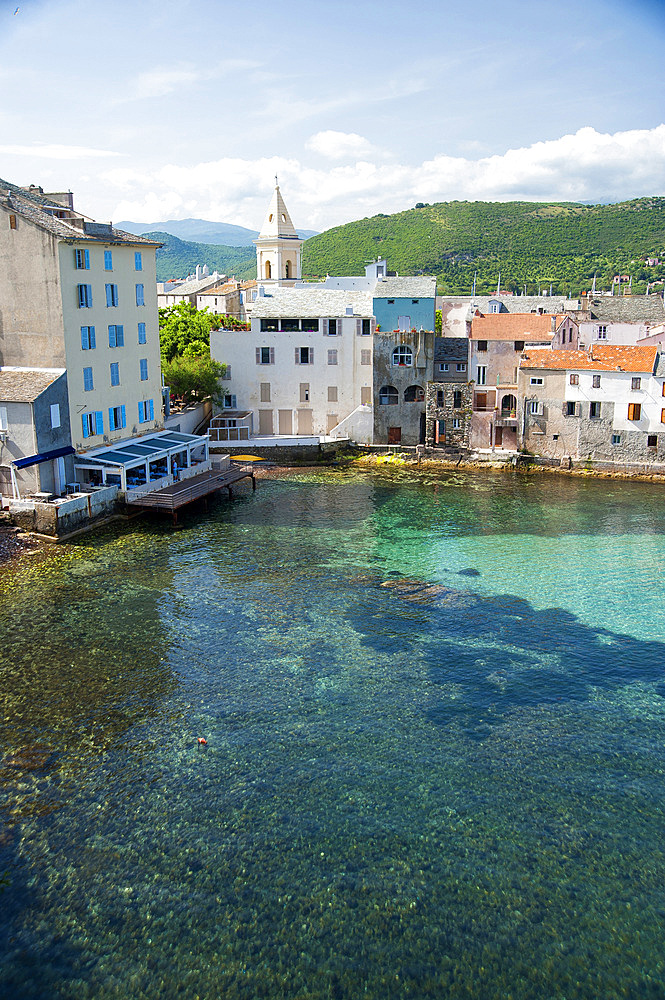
[565,365,663,433]
[576,319,650,348]
[254,184,303,286]
[211,289,375,442]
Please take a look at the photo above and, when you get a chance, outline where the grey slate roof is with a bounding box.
[586,296,665,323]
[374,276,437,299]
[440,295,571,314]
[0,367,64,402]
[0,177,161,247]
[252,288,374,318]
[434,337,469,362]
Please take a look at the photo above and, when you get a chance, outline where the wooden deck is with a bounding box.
[126,463,256,523]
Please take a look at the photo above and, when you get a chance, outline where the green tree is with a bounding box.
[162,355,227,406]
[158,302,215,364]
[435,309,442,335]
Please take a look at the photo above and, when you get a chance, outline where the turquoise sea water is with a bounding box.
[1,467,665,999]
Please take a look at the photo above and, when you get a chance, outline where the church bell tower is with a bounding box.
[254,180,303,286]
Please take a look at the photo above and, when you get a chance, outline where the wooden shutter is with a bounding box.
[269,347,275,364]
[255,348,261,364]
[575,403,581,416]
[628,403,641,421]
[121,404,126,428]
[356,319,362,336]
[108,407,115,432]
[309,349,314,364]
[95,411,104,436]
[661,408,665,424]
[295,348,300,365]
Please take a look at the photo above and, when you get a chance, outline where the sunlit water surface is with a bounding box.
[1,467,665,999]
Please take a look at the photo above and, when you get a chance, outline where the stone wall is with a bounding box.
[425,381,472,448]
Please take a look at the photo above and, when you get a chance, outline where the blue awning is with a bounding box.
[13,445,75,470]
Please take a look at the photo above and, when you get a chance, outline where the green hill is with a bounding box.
[145,232,256,282]
[301,198,665,296]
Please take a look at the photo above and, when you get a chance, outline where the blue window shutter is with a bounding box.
[81,327,87,350]
[90,326,96,349]
[117,325,124,347]
[83,367,93,391]
[138,322,146,344]
[87,285,92,307]
[106,284,111,307]
[148,399,154,420]
[84,249,90,269]
[82,414,89,438]
[104,250,112,270]
[135,252,142,271]
[121,404,126,428]
[77,285,83,307]
[136,284,144,306]
[108,325,115,347]
[95,411,104,436]
[138,401,144,423]
[140,359,148,380]
[108,407,115,431]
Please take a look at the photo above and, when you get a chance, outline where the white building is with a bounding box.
[254,183,303,286]
[211,287,375,443]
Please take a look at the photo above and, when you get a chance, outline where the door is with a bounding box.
[53,456,66,494]
[258,409,273,435]
[435,419,446,445]
[494,426,503,447]
[297,409,313,434]
[388,427,402,445]
[278,409,293,435]
[361,386,372,405]
[327,413,338,433]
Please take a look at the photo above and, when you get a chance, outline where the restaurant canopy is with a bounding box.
[74,430,209,490]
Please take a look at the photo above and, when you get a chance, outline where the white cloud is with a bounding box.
[100,125,665,232]
[0,143,122,160]
[306,131,374,159]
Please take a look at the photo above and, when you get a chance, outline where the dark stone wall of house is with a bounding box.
[425,381,473,449]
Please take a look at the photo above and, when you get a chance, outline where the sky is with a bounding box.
[1,0,664,233]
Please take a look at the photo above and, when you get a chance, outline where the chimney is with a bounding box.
[550,315,556,333]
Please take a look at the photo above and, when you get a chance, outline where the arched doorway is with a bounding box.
[285,260,291,279]
[501,393,517,416]
[265,259,272,279]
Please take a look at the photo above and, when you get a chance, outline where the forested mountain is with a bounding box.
[147,232,256,282]
[301,198,665,296]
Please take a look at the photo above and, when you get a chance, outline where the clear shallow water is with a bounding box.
[1,467,665,999]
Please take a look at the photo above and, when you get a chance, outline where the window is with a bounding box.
[438,363,449,373]
[50,404,60,429]
[361,349,371,365]
[104,250,113,270]
[83,367,94,392]
[138,322,146,344]
[570,373,579,385]
[436,389,445,407]
[108,325,124,348]
[82,411,103,438]
[139,358,149,381]
[379,385,398,405]
[361,319,371,336]
[9,214,17,230]
[110,362,120,386]
[404,385,425,402]
[456,363,466,372]
[477,366,487,386]
[397,316,411,332]
[105,284,119,307]
[299,383,310,402]
[453,418,461,429]
[387,299,395,305]
[528,400,540,414]
[411,299,419,304]
[260,318,278,332]
[597,325,607,339]
[134,252,143,271]
[327,349,338,365]
[223,395,237,408]
[136,284,145,306]
[281,318,299,332]
[530,377,543,386]
[256,347,274,364]
[648,435,657,448]
[328,386,338,402]
[631,377,641,390]
[260,382,271,402]
[612,434,621,445]
[592,375,601,388]
[302,318,319,333]
[477,340,488,352]
[138,399,155,423]
[80,326,96,350]
[566,401,577,416]
[108,405,126,431]
[392,345,413,366]
[453,390,463,408]
[514,341,525,352]
[628,403,641,421]
[75,248,90,269]
[589,401,601,418]
[296,347,313,364]
[327,319,337,336]
[77,284,93,308]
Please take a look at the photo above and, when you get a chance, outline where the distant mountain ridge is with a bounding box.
[301,197,665,297]
[118,217,318,247]
[146,232,256,283]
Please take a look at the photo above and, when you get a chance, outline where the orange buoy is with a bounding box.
[197,737,207,745]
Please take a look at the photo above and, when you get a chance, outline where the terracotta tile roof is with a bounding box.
[521,345,659,373]
[471,312,567,341]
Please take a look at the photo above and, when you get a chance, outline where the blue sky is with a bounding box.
[1,0,664,231]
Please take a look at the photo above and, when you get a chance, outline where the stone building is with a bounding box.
[518,345,665,464]
[425,337,471,448]
[373,328,434,446]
